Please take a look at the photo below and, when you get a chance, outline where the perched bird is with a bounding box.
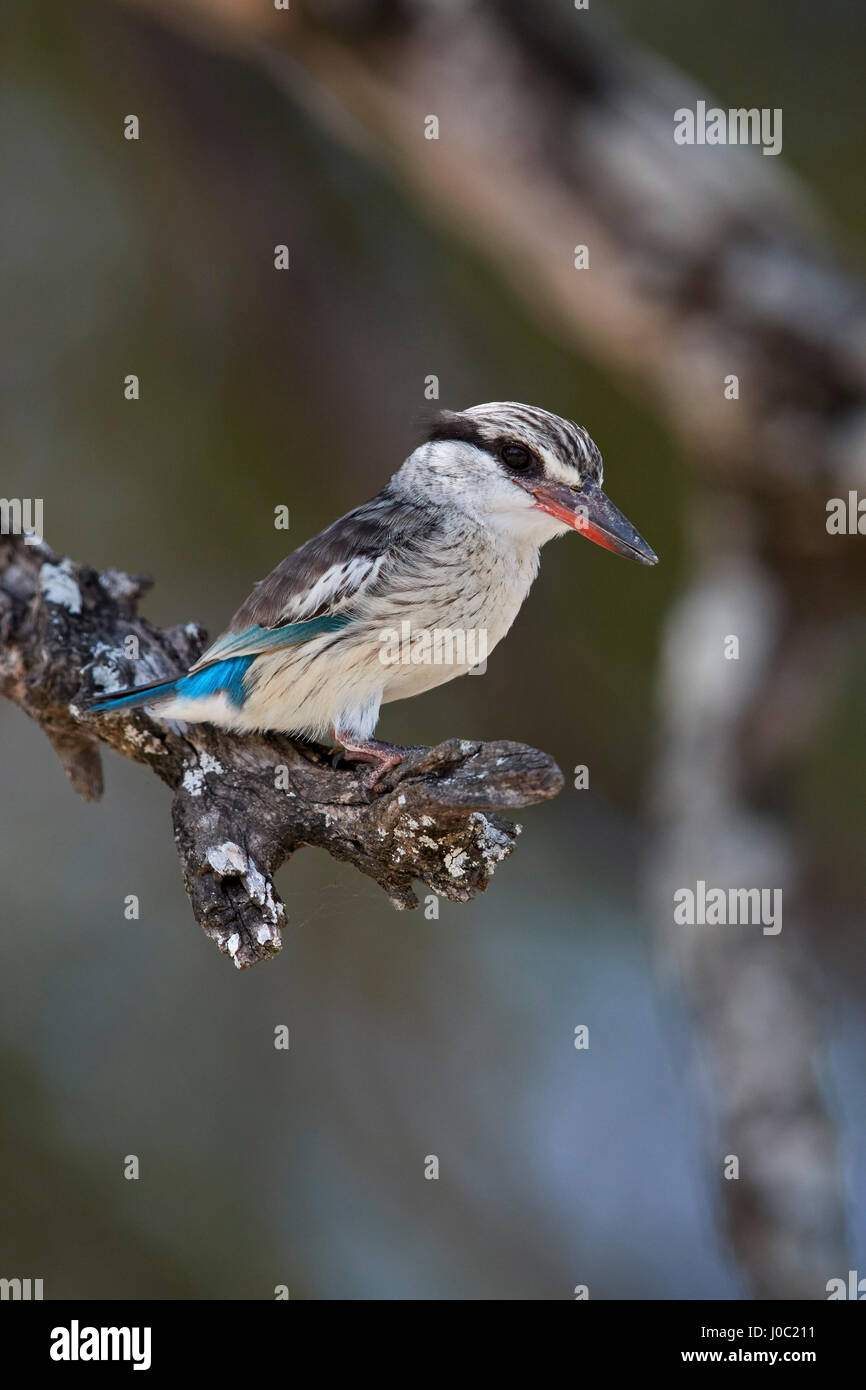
[86,403,657,785]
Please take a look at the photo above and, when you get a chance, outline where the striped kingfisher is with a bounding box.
[85,403,657,785]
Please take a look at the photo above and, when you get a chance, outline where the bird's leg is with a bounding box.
[333,728,405,790]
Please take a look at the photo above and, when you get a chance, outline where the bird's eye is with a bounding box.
[500,443,532,471]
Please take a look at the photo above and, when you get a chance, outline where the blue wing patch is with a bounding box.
[181,655,256,708]
[193,613,354,667]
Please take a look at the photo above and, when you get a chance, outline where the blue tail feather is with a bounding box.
[86,613,354,714]
[87,655,255,713]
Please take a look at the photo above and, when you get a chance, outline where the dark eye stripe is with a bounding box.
[427,405,602,477]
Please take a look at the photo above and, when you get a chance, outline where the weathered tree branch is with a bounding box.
[0,534,563,968]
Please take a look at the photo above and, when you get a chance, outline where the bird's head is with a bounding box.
[396,402,657,564]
